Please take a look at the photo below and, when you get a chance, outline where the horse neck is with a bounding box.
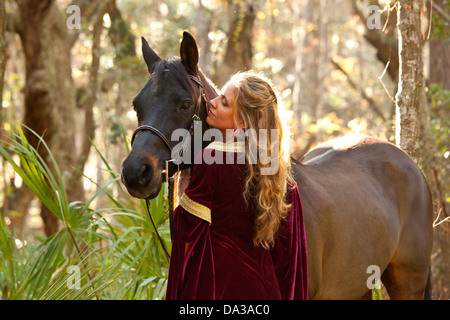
[198,69,218,143]
[180,70,218,169]
[198,70,219,102]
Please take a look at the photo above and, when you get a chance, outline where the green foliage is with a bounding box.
[0,124,170,300]
[371,281,383,300]
[430,1,450,41]
[427,83,450,203]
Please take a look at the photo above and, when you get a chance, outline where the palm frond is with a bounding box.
[0,123,171,300]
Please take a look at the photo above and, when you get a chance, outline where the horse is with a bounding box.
[121,31,433,300]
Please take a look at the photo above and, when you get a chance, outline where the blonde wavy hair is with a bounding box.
[229,71,293,249]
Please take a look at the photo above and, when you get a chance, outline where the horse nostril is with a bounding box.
[138,163,153,185]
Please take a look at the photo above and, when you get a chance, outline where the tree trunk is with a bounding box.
[350,0,399,83]
[15,0,58,235]
[212,0,255,87]
[425,0,450,300]
[349,0,399,120]
[292,0,322,124]
[196,0,210,71]
[396,0,450,299]
[106,0,136,60]
[0,0,5,129]
[11,0,104,236]
[394,0,423,160]
[428,2,450,89]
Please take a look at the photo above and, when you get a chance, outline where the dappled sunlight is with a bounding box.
[0,0,448,301]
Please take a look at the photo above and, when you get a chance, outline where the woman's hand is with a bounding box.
[177,168,191,200]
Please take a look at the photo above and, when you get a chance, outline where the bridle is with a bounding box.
[129,72,209,258]
[130,73,208,179]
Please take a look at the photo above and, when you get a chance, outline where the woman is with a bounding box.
[166,71,308,300]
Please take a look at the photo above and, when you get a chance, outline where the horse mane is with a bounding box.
[152,57,218,103]
[152,57,197,98]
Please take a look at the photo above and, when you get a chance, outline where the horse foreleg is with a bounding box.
[381,262,430,300]
[357,291,373,300]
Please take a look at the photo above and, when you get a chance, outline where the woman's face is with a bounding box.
[207,82,243,140]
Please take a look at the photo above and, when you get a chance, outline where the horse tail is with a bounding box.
[424,265,432,300]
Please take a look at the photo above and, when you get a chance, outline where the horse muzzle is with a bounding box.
[121,155,164,199]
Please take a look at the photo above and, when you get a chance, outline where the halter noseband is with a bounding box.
[130,73,208,181]
[131,124,173,152]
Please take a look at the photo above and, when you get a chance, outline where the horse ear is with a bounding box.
[180,31,199,74]
[141,36,161,74]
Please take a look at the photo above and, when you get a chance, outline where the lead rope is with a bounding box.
[145,159,180,259]
[145,198,170,259]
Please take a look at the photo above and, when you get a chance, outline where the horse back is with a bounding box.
[291,135,433,299]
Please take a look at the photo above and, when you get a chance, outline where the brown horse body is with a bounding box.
[295,136,433,299]
[121,32,433,299]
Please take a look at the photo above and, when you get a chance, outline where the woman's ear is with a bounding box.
[236,116,246,130]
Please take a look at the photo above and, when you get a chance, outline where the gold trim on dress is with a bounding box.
[173,175,179,208]
[205,141,245,153]
[179,193,211,224]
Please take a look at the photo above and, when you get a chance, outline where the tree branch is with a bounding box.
[75,0,113,171]
[105,0,136,59]
[61,0,108,49]
[433,1,450,20]
[331,58,386,121]
[349,0,399,82]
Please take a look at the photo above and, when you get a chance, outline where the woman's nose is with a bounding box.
[209,97,217,109]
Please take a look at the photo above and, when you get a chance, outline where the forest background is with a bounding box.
[0,0,448,300]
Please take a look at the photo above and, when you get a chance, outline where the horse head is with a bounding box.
[121,32,217,199]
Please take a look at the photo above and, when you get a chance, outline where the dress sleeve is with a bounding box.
[166,149,218,300]
[178,149,218,224]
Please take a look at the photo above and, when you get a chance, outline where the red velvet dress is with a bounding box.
[166,141,308,300]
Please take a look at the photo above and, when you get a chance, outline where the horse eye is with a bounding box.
[180,101,193,111]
